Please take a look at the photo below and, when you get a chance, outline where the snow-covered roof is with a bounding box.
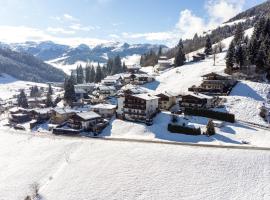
[76,111,101,120]
[187,93,213,100]
[91,103,117,110]
[132,93,159,101]
[75,88,87,94]
[53,108,78,115]
[98,85,116,91]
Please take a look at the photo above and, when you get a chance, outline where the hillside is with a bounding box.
[0,47,66,82]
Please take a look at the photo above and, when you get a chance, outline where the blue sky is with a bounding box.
[0,0,266,46]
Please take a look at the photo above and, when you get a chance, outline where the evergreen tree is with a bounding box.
[90,66,96,83]
[122,61,127,72]
[235,45,245,69]
[95,63,102,83]
[76,64,84,84]
[112,55,122,74]
[30,86,39,97]
[233,23,244,45]
[226,42,235,73]
[17,89,28,108]
[48,83,53,95]
[158,46,163,57]
[85,65,91,83]
[174,40,186,67]
[255,43,267,70]
[206,119,215,136]
[64,76,76,105]
[45,92,54,107]
[106,58,114,75]
[204,36,212,56]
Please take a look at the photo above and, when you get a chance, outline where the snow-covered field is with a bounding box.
[0,74,47,100]
[0,130,269,200]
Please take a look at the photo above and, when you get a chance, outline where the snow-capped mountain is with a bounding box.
[7,41,167,65]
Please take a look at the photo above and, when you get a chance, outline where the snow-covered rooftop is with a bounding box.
[132,93,159,100]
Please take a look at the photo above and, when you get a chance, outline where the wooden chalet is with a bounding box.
[67,111,108,133]
[156,91,176,110]
[188,72,236,95]
[180,93,216,109]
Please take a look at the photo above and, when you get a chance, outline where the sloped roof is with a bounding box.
[76,111,101,120]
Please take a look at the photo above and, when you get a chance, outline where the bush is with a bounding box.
[168,123,201,135]
[184,108,235,123]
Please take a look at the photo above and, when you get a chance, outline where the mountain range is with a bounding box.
[7,41,167,65]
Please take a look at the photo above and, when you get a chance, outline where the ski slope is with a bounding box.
[0,130,269,200]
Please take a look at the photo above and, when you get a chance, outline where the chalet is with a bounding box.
[156,91,177,110]
[126,64,141,73]
[28,97,47,108]
[96,85,116,99]
[67,111,108,132]
[90,103,117,118]
[50,108,78,124]
[75,88,88,100]
[188,72,236,95]
[9,110,31,124]
[156,56,172,71]
[101,75,123,88]
[75,83,95,93]
[192,53,205,62]
[133,74,155,85]
[122,74,133,84]
[31,108,52,122]
[117,92,159,125]
[180,93,216,109]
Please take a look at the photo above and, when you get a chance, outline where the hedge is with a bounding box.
[184,108,235,123]
[168,123,201,135]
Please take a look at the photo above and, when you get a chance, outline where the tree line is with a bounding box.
[225,17,270,78]
[73,55,127,84]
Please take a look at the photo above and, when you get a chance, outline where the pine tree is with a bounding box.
[233,23,244,45]
[85,65,91,83]
[255,43,267,70]
[64,76,76,105]
[30,86,39,97]
[158,46,163,57]
[235,45,245,69]
[112,55,122,75]
[45,92,54,107]
[122,61,127,72]
[90,66,95,83]
[174,41,186,67]
[206,119,215,136]
[17,89,28,108]
[76,64,84,84]
[95,63,102,83]
[226,42,235,73]
[48,84,53,95]
[204,36,212,56]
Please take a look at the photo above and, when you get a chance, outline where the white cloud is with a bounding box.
[121,0,246,46]
[63,14,79,22]
[206,0,245,25]
[47,27,76,35]
[0,25,110,47]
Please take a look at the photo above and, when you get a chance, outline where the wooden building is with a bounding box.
[50,108,78,124]
[180,93,216,109]
[67,111,108,132]
[156,91,176,110]
[117,92,159,125]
